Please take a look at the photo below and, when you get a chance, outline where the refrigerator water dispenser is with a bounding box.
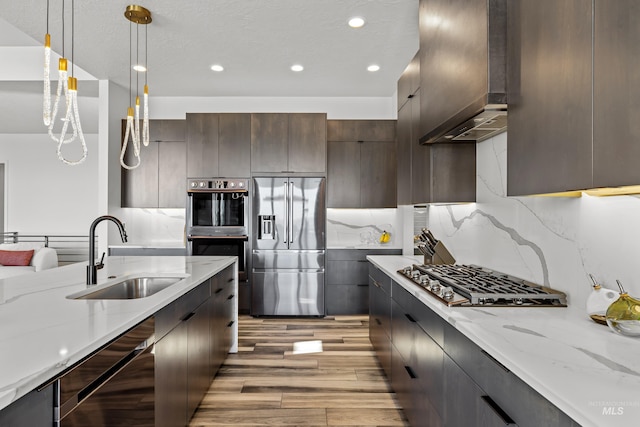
[259,215,275,240]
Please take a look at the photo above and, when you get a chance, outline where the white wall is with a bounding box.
[0,133,99,234]
[426,132,640,312]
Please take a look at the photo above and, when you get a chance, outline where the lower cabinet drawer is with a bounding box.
[369,320,391,379]
[325,284,369,314]
[391,344,443,427]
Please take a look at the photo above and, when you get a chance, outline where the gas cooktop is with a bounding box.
[398,264,567,307]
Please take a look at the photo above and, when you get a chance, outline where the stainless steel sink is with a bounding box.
[70,276,187,300]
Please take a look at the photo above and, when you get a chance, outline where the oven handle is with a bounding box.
[187,189,248,194]
[188,235,248,241]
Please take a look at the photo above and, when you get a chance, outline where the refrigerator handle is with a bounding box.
[284,181,289,245]
[288,180,293,244]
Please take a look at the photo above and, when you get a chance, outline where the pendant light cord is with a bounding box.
[145,24,148,85]
[129,20,132,107]
[61,0,65,58]
[46,0,49,33]
[136,23,139,98]
[71,0,74,78]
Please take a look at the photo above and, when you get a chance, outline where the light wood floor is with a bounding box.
[190,315,409,427]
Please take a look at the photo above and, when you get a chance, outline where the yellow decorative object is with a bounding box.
[379,231,390,244]
[605,280,640,337]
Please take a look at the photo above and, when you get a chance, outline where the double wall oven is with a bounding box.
[186,178,249,280]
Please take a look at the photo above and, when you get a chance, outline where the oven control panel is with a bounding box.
[188,178,248,192]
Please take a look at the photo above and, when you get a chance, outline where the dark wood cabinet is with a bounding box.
[326,249,400,315]
[507,0,592,195]
[592,0,640,188]
[397,51,474,204]
[187,300,211,420]
[156,266,236,426]
[370,263,577,427]
[391,285,444,427]
[210,265,235,378]
[186,113,251,178]
[251,113,326,173]
[508,0,640,195]
[288,113,327,173]
[155,321,188,427]
[327,120,397,208]
[368,264,392,379]
[122,119,186,208]
[327,140,360,208]
[327,120,396,142]
[396,95,413,206]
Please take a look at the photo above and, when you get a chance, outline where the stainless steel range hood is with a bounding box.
[420,0,507,144]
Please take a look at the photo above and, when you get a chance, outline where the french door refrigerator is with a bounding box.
[252,177,326,316]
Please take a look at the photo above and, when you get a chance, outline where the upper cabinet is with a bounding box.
[397,53,433,205]
[398,51,477,204]
[507,0,591,195]
[507,0,640,196]
[186,113,251,178]
[251,113,326,174]
[121,119,186,208]
[592,0,640,188]
[327,120,397,208]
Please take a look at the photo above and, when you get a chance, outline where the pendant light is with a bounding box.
[47,0,87,165]
[121,5,151,170]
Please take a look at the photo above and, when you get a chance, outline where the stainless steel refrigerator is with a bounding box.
[251,177,326,316]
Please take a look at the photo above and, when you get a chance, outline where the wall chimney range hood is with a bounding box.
[420,0,507,145]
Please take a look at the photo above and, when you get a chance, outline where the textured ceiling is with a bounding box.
[0,0,419,97]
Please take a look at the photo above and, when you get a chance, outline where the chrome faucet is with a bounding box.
[87,215,128,285]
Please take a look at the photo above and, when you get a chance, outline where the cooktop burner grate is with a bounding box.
[398,264,567,307]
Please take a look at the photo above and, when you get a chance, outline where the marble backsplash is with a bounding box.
[327,208,402,249]
[426,132,640,312]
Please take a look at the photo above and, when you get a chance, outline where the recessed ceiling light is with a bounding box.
[132,64,147,72]
[210,64,224,72]
[367,64,380,72]
[348,16,366,28]
[291,64,304,72]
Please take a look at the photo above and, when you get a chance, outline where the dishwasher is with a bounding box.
[52,317,156,427]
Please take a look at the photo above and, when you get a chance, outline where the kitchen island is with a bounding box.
[0,255,238,419]
[368,255,640,427]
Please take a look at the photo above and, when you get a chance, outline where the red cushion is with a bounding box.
[0,250,35,266]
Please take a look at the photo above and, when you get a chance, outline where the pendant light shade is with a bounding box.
[44,0,87,165]
[121,5,152,169]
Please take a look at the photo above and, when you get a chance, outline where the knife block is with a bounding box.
[423,241,456,265]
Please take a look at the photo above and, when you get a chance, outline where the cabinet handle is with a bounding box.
[227,320,235,328]
[405,313,417,323]
[404,365,417,379]
[227,294,235,300]
[481,350,510,373]
[181,311,196,322]
[227,278,234,283]
[357,284,368,287]
[372,280,381,289]
[375,318,382,326]
[480,396,517,426]
[215,288,224,294]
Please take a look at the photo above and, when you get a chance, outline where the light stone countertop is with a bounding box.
[368,255,640,427]
[0,255,237,411]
